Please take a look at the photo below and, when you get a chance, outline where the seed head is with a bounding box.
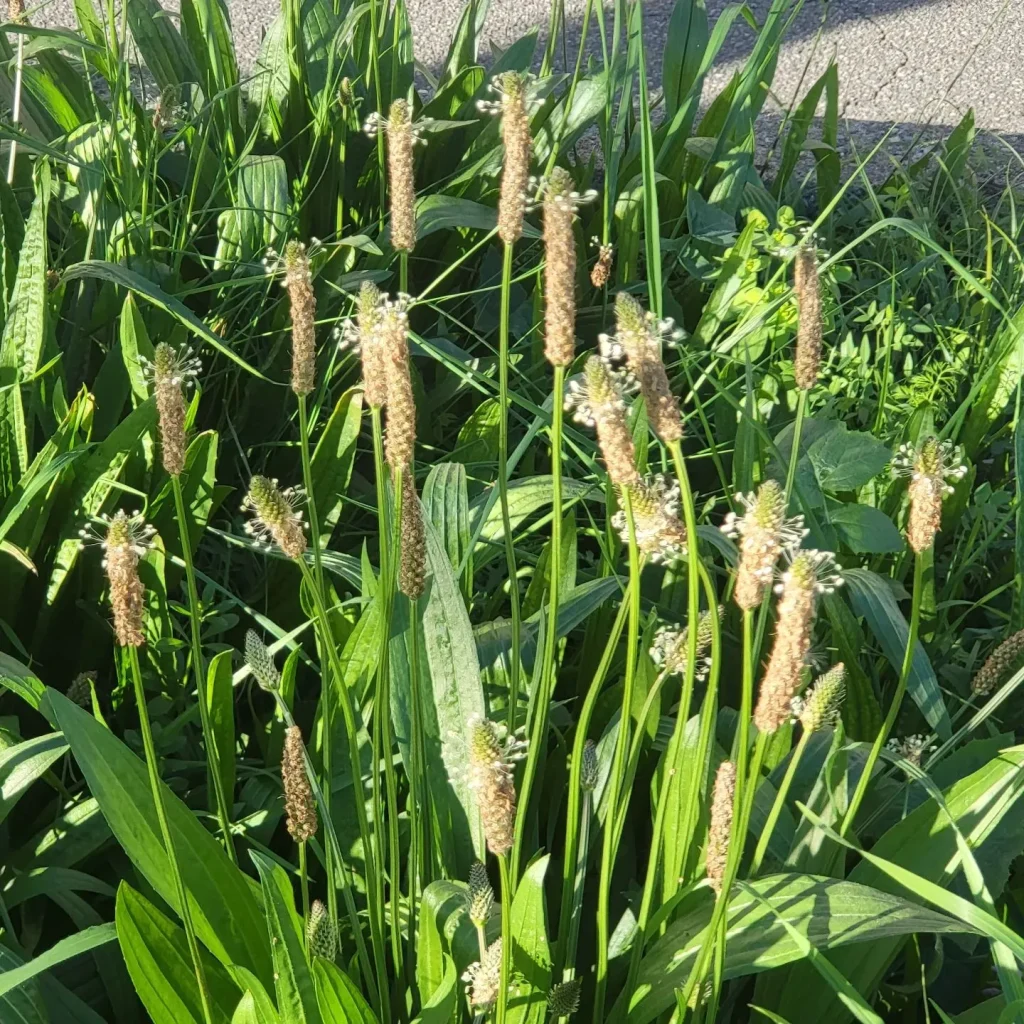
[8,0,24,22]
[337,281,387,408]
[793,243,823,390]
[379,295,417,473]
[478,73,532,245]
[282,725,318,844]
[892,437,967,553]
[306,900,337,961]
[600,292,684,442]
[887,733,935,767]
[463,938,503,1010]
[791,663,846,732]
[548,979,581,1017]
[753,549,842,734]
[80,511,156,648]
[650,607,719,680]
[467,715,526,856]
[721,481,807,611]
[399,473,426,600]
[144,342,200,477]
[67,671,96,707]
[580,738,599,792]
[590,237,614,289]
[972,628,1024,695]
[706,760,735,895]
[381,100,418,252]
[245,630,281,692]
[242,476,307,559]
[614,474,688,563]
[538,167,596,367]
[467,861,494,927]
[565,356,640,488]
[283,241,318,395]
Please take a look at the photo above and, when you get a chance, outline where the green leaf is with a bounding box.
[206,649,236,807]
[808,428,891,493]
[0,946,46,1024]
[403,194,540,242]
[214,155,289,269]
[0,732,66,825]
[47,689,273,987]
[686,189,737,245]
[962,302,1024,454]
[120,293,156,404]
[0,923,116,998]
[123,0,198,92]
[60,261,269,379]
[115,882,239,1024]
[310,388,363,543]
[411,954,457,1024]
[422,461,471,586]
[312,958,379,1024]
[766,746,1024,1020]
[829,504,903,554]
[624,875,973,1022]
[251,851,320,1024]
[663,0,709,117]
[0,650,45,708]
[508,855,551,1024]
[842,568,950,738]
[0,181,48,492]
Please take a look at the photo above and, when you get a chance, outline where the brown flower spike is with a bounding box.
[892,437,967,553]
[282,725,318,844]
[86,511,156,648]
[721,480,806,611]
[753,550,842,734]
[793,243,823,390]
[601,292,684,443]
[463,938,503,1010]
[379,296,417,473]
[466,716,526,855]
[282,241,317,395]
[706,760,736,895]
[478,73,532,245]
[242,476,307,559]
[614,475,688,563]
[399,472,426,600]
[590,237,614,289]
[565,356,640,489]
[147,343,200,477]
[338,281,387,409]
[540,168,596,367]
[972,628,1024,696]
[385,100,416,252]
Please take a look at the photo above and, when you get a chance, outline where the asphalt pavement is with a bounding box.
[30,0,1024,141]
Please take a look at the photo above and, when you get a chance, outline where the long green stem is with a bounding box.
[750,729,811,875]
[593,490,641,1023]
[127,647,214,1024]
[784,389,808,511]
[498,243,522,731]
[561,789,591,985]
[841,552,925,836]
[297,558,389,1018]
[496,853,513,1024]
[171,475,235,864]
[367,0,386,229]
[299,840,310,943]
[513,365,566,882]
[296,395,338,934]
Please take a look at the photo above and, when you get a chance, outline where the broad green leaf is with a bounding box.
[962,302,1024,454]
[0,732,66,825]
[312,958,378,1023]
[391,515,486,869]
[422,461,471,589]
[398,194,539,243]
[252,851,321,1024]
[417,881,463,1008]
[4,865,114,908]
[624,875,972,1022]
[0,946,46,1023]
[829,504,903,554]
[439,0,489,85]
[310,388,363,542]
[47,690,273,987]
[0,181,48,492]
[206,649,236,807]
[843,568,950,738]
[808,428,891,493]
[228,968,281,1024]
[60,261,268,379]
[508,855,551,1024]
[214,155,289,268]
[120,293,155,404]
[0,650,45,708]
[124,0,199,93]
[766,747,1024,1021]
[412,954,457,1024]
[116,882,238,1024]
[0,923,116,998]
[663,0,709,117]
[693,217,757,345]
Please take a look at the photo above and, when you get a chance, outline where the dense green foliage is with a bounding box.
[2,0,1024,1022]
